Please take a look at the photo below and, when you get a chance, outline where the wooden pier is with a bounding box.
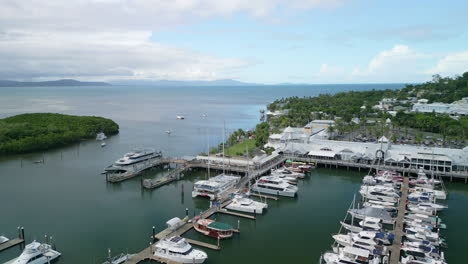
[389,176,409,264]
[292,156,468,182]
[218,209,256,220]
[0,238,24,252]
[183,238,220,250]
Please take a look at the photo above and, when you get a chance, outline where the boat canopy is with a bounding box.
[343,246,369,258]
[207,222,233,231]
[166,217,182,227]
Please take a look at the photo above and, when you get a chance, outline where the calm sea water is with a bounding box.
[0,84,465,263]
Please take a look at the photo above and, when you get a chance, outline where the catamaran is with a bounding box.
[153,236,207,263]
[192,174,240,200]
[225,194,268,214]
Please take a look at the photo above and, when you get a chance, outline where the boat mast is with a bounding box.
[223,120,226,175]
[207,132,210,180]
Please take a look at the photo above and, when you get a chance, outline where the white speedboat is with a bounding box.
[192,174,240,200]
[0,235,9,244]
[251,176,298,197]
[176,115,185,120]
[102,252,134,264]
[348,207,394,224]
[96,132,107,141]
[407,202,447,211]
[401,254,446,264]
[225,194,267,214]
[409,187,447,200]
[340,217,383,233]
[101,142,106,147]
[333,231,391,252]
[153,236,207,263]
[407,205,437,216]
[271,167,305,179]
[4,241,61,264]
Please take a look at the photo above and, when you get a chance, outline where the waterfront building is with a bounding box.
[266,130,468,173]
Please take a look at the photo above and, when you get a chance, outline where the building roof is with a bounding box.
[308,150,337,157]
[208,221,233,231]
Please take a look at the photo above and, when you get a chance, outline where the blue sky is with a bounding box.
[1,0,468,84]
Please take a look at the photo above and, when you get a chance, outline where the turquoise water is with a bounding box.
[0,84,465,263]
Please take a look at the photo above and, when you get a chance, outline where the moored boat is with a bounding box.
[153,236,207,263]
[193,218,234,239]
[4,241,61,264]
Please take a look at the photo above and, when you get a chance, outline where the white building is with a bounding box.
[266,129,468,173]
[412,97,468,116]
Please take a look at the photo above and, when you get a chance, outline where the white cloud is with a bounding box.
[427,51,468,76]
[0,0,344,81]
[0,30,250,81]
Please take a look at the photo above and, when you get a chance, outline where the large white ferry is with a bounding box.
[251,176,298,197]
[192,174,240,200]
[153,236,207,263]
[104,148,162,176]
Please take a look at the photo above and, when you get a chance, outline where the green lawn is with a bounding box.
[225,139,256,156]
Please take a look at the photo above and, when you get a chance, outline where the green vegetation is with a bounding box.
[225,139,256,156]
[0,113,119,155]
[394,112,468,141]
[267,72,468,140]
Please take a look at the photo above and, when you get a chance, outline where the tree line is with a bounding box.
[0,113,119,155]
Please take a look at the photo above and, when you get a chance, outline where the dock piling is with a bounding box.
[152,226,156,242]
[185,208,188,217]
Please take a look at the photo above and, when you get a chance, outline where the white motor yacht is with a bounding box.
[104,148,162,176]
[153,236,207,263]
[322,246,384,264]
[271,167,305,179]
[340,217,383,233]
[409,187,447,200]
[251,176,298,197]
[225,194,268,214]
[176,115,185,120]
[333,231,391,252]
[192,174,240,200]
[3,241,61,264]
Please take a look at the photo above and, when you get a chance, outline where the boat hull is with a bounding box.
[251,186,296,197]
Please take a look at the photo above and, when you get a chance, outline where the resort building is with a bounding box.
[266,128,468,173]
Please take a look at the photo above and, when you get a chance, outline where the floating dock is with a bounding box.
[218,209,256,220]
[142,167,186,189]
[0,238,24,252]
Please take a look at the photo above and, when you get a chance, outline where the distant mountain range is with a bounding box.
[110,79,260,86]
[0,79,111,87]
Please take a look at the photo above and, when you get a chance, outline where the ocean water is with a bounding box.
[0,83,465,263]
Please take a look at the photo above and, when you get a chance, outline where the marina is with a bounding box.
[0,85,466,264]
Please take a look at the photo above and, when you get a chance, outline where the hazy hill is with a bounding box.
[0,79,111,87]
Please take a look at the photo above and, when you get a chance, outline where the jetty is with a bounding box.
[0,238,24,252]
[389,176,409,264]
[123,190,257,264]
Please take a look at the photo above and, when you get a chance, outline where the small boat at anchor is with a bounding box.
[193,218,234,239]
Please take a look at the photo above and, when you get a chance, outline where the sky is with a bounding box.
[1,0,468,84]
